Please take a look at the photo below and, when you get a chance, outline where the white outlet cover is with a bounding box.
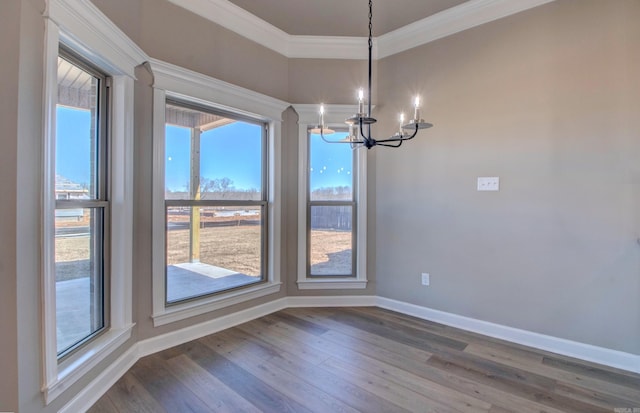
[477,177,499,191]
[421,273,430,286]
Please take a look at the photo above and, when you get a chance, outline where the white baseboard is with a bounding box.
[61,294,639,412]
[287,295,377,308]
[58,345,139,413]
[138,297,288,357]
[376,296,640,374]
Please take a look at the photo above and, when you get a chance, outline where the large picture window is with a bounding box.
[164,100,267,304]
[54,50,109,358]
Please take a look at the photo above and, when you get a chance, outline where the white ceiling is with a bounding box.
[225,0,469,37]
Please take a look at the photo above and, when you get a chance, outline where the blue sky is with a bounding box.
[165,122,263,192]
[56,107,354,192]
[309,131,354,192]
[56,106,93,186]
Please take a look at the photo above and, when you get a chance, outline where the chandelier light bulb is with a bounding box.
[319,103,325,126]
[399,113,405,134]
[414,96,421,120]
[358,88,365,114]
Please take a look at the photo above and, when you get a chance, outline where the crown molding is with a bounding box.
[150,58,289,121]
[166,0,290,56]
[288,36,373,60]
[377,0,556,58]
[168,0,555,60]
[45,0,147,78]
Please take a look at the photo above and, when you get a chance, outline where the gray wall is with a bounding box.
[0,0,22,410]
[375,0,640,355]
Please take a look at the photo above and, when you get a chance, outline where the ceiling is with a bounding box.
[225,0,470,37]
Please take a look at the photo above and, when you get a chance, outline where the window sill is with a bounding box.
[152,282,282,327]
[297,279,368,290]
[44,324,135,404]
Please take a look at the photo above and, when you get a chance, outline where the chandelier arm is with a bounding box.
[376,140,403,148]
[358,118,372,145]
[319,128,346,144]
[399,124,421,141]
[375,125,419,144]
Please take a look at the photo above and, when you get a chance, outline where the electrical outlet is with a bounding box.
[421,273,430,286]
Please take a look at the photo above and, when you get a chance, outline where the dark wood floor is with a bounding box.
[88,307,640,413]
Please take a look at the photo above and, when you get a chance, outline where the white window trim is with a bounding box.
[42,0,145,404]
[150,59,288,327]
[293,104,368,290]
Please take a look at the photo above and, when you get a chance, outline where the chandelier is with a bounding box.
[315,0,433,149]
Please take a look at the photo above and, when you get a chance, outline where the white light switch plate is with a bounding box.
[477,177,499,191]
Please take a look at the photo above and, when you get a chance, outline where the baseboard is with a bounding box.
[287,295,377,307]
[58,344,139,413]
[138,297,289,357]
[376,296,640,374]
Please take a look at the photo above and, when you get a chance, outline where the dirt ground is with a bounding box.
[56,225,352,279]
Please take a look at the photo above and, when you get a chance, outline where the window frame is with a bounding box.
[150,59,287,326]
[42,0,142,403]
[163,98,269,305]
[294,104,368,289]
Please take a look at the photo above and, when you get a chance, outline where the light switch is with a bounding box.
[477,177,499,191]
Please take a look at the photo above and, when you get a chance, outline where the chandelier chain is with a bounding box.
[368,0,373,49]
[367,0,373,119]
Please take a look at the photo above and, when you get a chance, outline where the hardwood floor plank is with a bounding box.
[234,322,413,413]
[164,354,262,413]
[177,338,313,413]
[268,311,329,336]
[391,357,569,413]
[236,319,332,365]
[465,342,640,405]
[269,350,413,413]
[220,342,362,413]
[322,356,470,413]
[103,371,168,413]
[85,394,119,413]
[542,355,640,389]
[352,307,525,348]
[554,380,640,410]
[130,354,212,412]
[329,307,468,352]
[319,342,492,413]
[426,353,611,413]
[280,308,434,362]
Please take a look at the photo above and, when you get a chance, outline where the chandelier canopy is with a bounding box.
[316,0,433,149]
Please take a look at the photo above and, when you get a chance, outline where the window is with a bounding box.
[150,59,286,326]
[295,105,367,289]
[164,100,267,303]
[42,1,140,402]
[54,51,109,357]
[308,131,355,276]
